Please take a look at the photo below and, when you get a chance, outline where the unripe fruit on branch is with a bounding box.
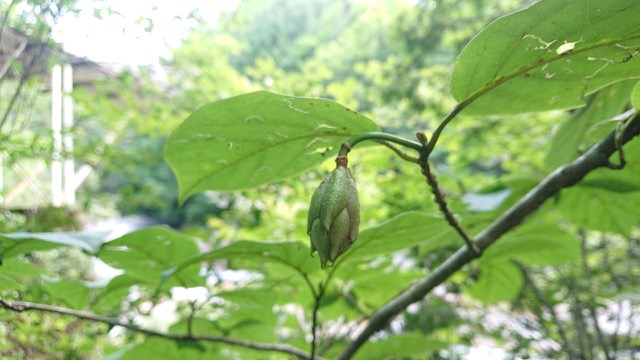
[307,155,360,269]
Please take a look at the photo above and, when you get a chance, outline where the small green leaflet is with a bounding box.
[164,91,379,202]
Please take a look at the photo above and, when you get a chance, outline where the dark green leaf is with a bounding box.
[164,91,380,201]
[452,0,640,114]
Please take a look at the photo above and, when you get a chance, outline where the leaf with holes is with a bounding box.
[451,0,640,114]
[164,91,379,201]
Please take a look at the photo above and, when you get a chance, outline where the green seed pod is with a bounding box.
[307,155,360,268]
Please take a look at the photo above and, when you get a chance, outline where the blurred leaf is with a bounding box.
[41,278,90,309]
[91,274,139,311]
[354,333,447,360]
[169,317,221,335]
[469,223,579,304]
[451,0,640,114]
[546,80,636,169]
[0,258,44,290]
[334,265,424,312]
[483,223,579,265]
[162,240,316,286]
[164,91,379,201]
[0,231,108,258]
[467,260,523,305]
[99,227,201,287]
[338,212,454,264]
[216,288,280,326]
[120,337,214,360]
[580,176,640,193]
[557,184,640,236]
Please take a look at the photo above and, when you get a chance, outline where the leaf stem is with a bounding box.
[339,132,422,157]
[377,141,420,163]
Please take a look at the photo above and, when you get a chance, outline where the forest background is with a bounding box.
[1,0,640,359]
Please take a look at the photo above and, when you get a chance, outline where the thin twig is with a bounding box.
[310,283,324,360]
[0,298,318,359]
[416,132,481,255]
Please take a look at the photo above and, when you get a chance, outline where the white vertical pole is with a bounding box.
[62,64,75,205]
[0,152,4,205]
[51,64,63,207]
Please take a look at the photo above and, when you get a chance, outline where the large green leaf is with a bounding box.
[162,240,317,286]
[468,223,579,304]
[164,91,380,201]
[98,226,201,288]
[337,212,456,264]
[0,231,108,259]
[41,278,90,309]
[451,0,640,114]
[482,223,579,266]
[215,288,280,327]
[557,183,640,236]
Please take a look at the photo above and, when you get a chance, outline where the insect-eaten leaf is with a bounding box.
[451,0,640,114]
